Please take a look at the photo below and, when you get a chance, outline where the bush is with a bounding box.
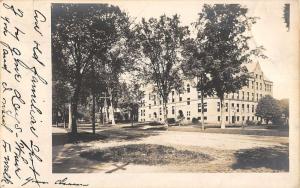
[256,121,262,126]
[167,118,176,124]
[272,117,285,125]
[192,117,199,124]
[246,120,255,126]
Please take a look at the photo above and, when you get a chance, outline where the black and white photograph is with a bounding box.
[51,2,293,174]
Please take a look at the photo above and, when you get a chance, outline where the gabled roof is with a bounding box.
[243,62,258,73]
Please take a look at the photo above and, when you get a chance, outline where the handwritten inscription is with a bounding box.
[0,2,89,187]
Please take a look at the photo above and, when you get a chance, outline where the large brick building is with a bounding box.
[139,62,273,125]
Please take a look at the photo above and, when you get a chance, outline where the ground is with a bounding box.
[52,124,288,173]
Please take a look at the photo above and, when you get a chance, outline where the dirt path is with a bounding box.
[52,130,288,173]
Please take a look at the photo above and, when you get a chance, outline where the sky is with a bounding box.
[108,0,298,99]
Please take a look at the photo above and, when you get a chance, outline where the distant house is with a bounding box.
[139,62,273,125]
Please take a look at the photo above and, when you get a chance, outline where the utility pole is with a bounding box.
[99,92,109,126]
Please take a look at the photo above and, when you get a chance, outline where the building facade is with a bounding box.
[139,62,273,125]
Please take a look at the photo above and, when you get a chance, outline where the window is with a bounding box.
[159,108,162,115]
[265,84,267,91]
[247,92,249,100]
[252,116,254,121]
[187,98,190,105]
[252,105,254,113]
[252,81,254,89]
[232,93,234,99]
[172,106,175,114]
[256,82,258,90]
[237,92,239,99]
[172,98,175,102]
[256,74,258,78]
[179,96,182,101]
[226,116,228,121]
[172,91,174,96]
[260,83,262,90]
[237,104,240,112]
[204,116,207,120]
[226,103,228,112]
[242,116,245,121]
[218,116,220,122]
[247,104,250,112]
[154,112,157,118]
[187,111,191,116]
[153,95,156,105]
[187,84,190,93]
[247,116,250,120]
[256,94,259,101]
[242,91,244,100]
[198,91,201,99]
[260,75,262,80]
[252,93,254,101]
[232,103,234,108]
[237,116,240,121]
[198,102,207,112]
[242,104,244,112]
[217,102,220,112]
[149,104,151,109]
[141,110,143,116]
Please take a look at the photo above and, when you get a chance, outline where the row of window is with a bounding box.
[144,91,267,107]
[216,102,256,113]
[218,115,260,122]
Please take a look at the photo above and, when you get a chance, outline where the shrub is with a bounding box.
[246,120,255,126]
[192,117,199,124]
[256,121,262,126]
[167,118,176,124]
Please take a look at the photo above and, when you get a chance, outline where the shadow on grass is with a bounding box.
[232,145,289,171]
[53,129,160,146]
[80,144,213,165]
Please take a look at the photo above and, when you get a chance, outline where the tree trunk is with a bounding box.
[107,87,115,125]
[131,104,134,127]
[71,75,82,135]
[92,92,96,134]
[201,90,204,131]
[55,109,59,127]
[220,98,226,129]
[63,107,66,128]
[163,101,168,126]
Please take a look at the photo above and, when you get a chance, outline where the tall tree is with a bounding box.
[181,38,214,130]
[256,95,281,124]
[136,15,189,125]
[52,4,133,134]
[197,4,266,128]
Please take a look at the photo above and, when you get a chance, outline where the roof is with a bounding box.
[243,62,258,73]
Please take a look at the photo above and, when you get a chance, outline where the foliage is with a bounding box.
[52,4,134,132]
[255,95,281,124]
[245,120,255,126]
[283,4,290,31]
[167,118,176,124]
[118,81,145,123]
[136,14,189,123]
[196,4,266,128]
[192,117,199,124]
[278,99,289,117]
